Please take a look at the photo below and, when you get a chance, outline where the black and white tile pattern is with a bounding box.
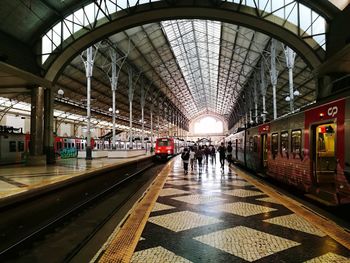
[132,158,350,262]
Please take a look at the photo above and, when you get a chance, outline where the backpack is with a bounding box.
[181,151,189,161]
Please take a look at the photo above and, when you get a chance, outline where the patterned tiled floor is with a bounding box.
[132,157,350,262]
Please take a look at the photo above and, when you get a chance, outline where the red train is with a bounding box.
[155,137,185,159]
[227,96,350,206]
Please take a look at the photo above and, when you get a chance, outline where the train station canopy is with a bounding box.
[0,0,345,130]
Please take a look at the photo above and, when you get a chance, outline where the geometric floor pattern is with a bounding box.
[194,226,300,262]
[148,211,222,232]
[171,194,226,205]
[264,214,327,237]
[132,157,350,262]
[152,202,175,212]
[213,202,277,217]
[131,246,193,263]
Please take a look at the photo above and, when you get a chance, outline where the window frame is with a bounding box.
[253,136,258,153]
[291,129,302,159]
[271,133,278,159]
[280,131,289,158]
[18,141,25,152]
[9,141,17,152]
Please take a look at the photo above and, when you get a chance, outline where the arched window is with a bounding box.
[194,116,223,134]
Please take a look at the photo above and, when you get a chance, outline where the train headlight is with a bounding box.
[167,150,171,154]
[156,150,160,153]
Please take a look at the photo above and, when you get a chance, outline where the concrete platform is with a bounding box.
[107,149,146,158]
[0,154,153,200]
[77,150,108,158]
[99,156,350,263]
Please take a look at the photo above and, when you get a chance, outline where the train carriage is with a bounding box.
[0,132,25,165]
[228,96,350,205]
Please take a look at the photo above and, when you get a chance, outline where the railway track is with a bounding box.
[0,158,165,262]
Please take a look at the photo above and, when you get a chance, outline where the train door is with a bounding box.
[313,123,337,184]
[261,134,268,170]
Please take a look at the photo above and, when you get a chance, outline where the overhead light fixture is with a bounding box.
[293,90,300,96]
[116,109,119,114]
[285,96,291,102]
[57,88,64,96]
[108,107,112,112]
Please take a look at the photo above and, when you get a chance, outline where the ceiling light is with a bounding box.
[58,88,64,96]
[293,90,300,96]
[285,96,291,102]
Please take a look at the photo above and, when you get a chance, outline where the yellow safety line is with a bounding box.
[231,166,350,250]
[99,159,175,263]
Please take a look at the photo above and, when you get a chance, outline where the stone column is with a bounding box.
[44,88,55,164]
[29,86,46,165]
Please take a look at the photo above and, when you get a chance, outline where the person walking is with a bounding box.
[189,147,196,171]
[210,145,216,163]
[181,147,190,175]
[195,147,203,169]
[204,145,210,164]
[227,141,233,166]
[218,142,226,169]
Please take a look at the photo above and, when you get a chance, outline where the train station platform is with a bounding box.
[98,157,350,263]
[0,154,152,201]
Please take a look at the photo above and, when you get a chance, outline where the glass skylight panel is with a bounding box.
[162,19,221,112]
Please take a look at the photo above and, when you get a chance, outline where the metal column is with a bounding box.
[128,67,134,149]
[284,45,296,113]
[140,79,145,149]
[150,102,154,150]
[109,49,118,150]
[157,99,160,138]
[82,46,98,160]
[270,39,278,120]
[260,62,267,123]
[253,80,258,124]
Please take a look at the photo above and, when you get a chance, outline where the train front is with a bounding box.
[155,138,174,159]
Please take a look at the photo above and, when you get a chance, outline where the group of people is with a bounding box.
[180,144,216,175]
[181,142,233,174]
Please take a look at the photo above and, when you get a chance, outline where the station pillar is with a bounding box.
[28,86,46,165]
[44,88,55,164]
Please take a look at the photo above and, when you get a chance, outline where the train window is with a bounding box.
[271,133,278,158]
[317,124,336,153]
[18,141,24,152]
[291,130,302,157]
[239,138,243,150]
[158,140,170,146]
[9,141,17,152]
[249,137,254,152]
[64,143,68,148]
[253,136,258,152]
[280,132,289,158]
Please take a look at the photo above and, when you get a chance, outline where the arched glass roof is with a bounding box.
[40,0,331,64]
